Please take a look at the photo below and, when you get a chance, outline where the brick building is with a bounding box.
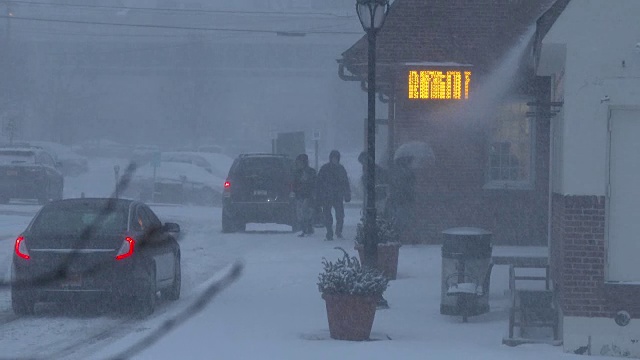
[338,0,555,245]
[536,0,640,356]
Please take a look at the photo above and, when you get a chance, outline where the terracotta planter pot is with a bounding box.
[355,243,401,280]
[322,293,378,341]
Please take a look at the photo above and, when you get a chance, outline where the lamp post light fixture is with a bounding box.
[356,0,389,269]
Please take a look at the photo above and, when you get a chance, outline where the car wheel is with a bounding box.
[136,265,156,318]
[163,253,181,301]
[12,290,35,316]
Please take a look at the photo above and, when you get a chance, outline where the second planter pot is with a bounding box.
[355,243,401,280]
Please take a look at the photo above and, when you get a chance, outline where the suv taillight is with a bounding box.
[15,236,30,260]
[223,180,231,197]
[115,237,135,260]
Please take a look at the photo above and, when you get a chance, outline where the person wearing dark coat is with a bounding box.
[316,150,351,240]
[292,154,316,236]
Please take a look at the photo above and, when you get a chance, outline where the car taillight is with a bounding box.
[115,237,135,261]
[15,236,30,260]
[224,181,231,190]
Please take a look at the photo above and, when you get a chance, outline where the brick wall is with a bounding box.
[551,193,566,299]
[551,194,640,318]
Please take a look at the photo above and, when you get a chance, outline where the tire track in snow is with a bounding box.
[35,318,138,360]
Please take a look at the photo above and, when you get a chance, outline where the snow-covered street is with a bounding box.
[0,162,609,359]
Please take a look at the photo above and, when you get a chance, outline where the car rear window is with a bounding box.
[30,203,128,235]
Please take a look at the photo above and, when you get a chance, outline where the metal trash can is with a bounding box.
[440,227,492,320]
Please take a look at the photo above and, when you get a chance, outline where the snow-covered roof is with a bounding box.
[403,62,474,67]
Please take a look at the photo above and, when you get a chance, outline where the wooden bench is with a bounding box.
[503,264,561,346]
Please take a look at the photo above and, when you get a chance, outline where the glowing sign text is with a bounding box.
[408,70,471,100]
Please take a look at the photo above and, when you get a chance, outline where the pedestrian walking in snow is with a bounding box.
[316,150,351,240]
[292,153,316,237]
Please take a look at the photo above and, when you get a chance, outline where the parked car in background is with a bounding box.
[162,151,233,180]
[173,144,224,154]
[11,198,181,316]
[161,152,215,174]
[222,154,295,233]
[125,160,222,206]
[197,144,223,154]
[131,145,160,166]
[27,141,89,176]
[74,139,132,158]
[0,147,64,204]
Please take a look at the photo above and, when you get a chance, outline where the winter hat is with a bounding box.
[329,150,341,162]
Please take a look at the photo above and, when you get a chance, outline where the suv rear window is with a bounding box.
[236,157,291,178]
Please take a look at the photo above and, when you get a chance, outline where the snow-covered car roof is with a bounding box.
[26,141,87,161]
[161,151,233,179]
[132,161,223,190]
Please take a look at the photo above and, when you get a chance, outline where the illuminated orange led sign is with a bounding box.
[408,70,471,100]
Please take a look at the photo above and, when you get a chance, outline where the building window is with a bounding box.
[485,98,535,190]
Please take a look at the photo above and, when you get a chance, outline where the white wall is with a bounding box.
[541,0,640,195]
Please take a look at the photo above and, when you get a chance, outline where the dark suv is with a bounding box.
[222,154,295,233]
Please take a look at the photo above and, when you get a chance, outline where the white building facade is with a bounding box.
[536,0,640,356]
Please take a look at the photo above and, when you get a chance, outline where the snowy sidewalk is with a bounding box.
[99,224,600,359]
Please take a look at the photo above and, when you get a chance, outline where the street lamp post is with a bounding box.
[356,0,389,269]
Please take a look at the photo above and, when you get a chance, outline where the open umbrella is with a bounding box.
[394,141,435,169]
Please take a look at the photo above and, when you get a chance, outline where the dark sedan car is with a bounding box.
[0,147,64,204]
[11,198,181,316]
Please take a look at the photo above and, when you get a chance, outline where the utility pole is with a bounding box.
[313,130,320,171]
[2,1,13,117]
[3,1,11,39]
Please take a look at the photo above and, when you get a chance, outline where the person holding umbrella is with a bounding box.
[387,141,434,242]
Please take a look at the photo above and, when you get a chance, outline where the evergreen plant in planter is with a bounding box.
[354,217,402,280]
[318,248,389,341]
